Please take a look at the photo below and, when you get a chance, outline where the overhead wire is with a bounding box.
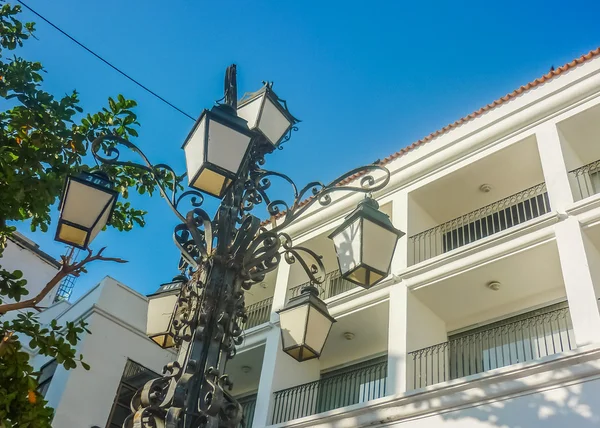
[16,0,196,122]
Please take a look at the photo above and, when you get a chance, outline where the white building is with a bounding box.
[28,46,600,427]
[3,232,62,307]
[30,277,175,428]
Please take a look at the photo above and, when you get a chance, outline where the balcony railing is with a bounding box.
[272,359,387,424]
[237,394,257,428]
[407,305,573,389]
[409,182,550,265]
[569,159,600,201]
[241,297,273,330]
[289,269,357,301]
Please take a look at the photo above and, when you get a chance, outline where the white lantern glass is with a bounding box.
[329,198,404,288]
[146,277,186,349]
[55,172,118,249]
[237,85,298,147]
[183,106,253,198]
[278,286,335,362]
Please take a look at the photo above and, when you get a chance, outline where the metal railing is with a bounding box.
[241,297,273,330]
[237,394,257,428]
[289,269,357,301]
[569,159,600,201]
[272,359,387,424]
[409,183,550,265]
[407,305,573,389]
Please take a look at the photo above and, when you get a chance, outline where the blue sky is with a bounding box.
[11,0,600,300]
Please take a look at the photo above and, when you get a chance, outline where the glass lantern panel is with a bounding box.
[57,223,87,247]
[146,294,178,337]
[279,304,309,350]
[332,217,362,275]
[184,117,206,187]
[62,180,114,228]
[347,266,368,286]
[361,219,398,274]
[89,201,114,243]
[305,306,333,355]
[191,168,231,197]
[237,96,263,130]
[151,333,175,348]
[367,270,384,287]
[207,120,252,175]
[286,347,301,360]
[258,97,291,145]
[301,347,316,360]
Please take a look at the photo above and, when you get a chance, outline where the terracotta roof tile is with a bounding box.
[263,47,600,225]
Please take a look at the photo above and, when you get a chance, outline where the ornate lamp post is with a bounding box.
[57,65,401,428]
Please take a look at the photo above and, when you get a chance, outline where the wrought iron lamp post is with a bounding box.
[56,65,401,428]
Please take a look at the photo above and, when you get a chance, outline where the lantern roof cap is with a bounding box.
[277,284,336,323]
[328,196,404,239]
[238,82,300,125]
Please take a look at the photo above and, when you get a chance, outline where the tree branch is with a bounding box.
[0,247,127,315]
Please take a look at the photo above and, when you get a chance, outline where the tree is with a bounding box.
[0,2,170,426]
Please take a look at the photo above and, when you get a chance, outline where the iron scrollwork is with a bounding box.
[94,67,392,428]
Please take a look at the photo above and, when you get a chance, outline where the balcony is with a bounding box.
[407,134,547,267]
[241,297,273,330]
[409,183,550,264]
[271,357,387,424]
[237,394,257,428]
[408,303,573,389]
[569,158,600,201]
[289,269,357,301]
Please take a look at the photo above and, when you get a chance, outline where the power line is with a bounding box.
[16,0,196,121]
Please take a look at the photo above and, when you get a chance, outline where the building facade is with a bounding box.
[222,47,600,428]
[27,47,600,427]
[29,277,174,428]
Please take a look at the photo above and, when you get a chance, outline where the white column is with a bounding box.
[386,282,408,395]
[252,260,321,427]
[535,122,574,213]
[555,217,600,346]
[270,260,291,318]
[252,329,321,426]
[390,190,409,273]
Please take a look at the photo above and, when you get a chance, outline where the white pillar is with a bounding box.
[386,282,408,395]
[270,260,291,318]
[252,260,321,427]
[555,217,600,346]
[390,190,409,273]
[535,122,574,213]
[252,328,321,427]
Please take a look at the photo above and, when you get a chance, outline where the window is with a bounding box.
[37,359,58,397]
[105,360,159,428]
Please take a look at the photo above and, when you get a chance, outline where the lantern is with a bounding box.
[182,105,253,198]
[329,197,404,288]
[237,84,299,148]
[55,171,118,249]
[278,286,335,362]
[146,275,187,349]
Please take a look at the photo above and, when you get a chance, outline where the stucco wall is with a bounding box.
[2,238,60,307]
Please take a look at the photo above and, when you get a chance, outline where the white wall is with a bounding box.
[2,237,60,307]
[32,277,174,428]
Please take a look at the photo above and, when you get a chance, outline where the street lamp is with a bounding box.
[55,171,118,249]
[237,83,299,147]
[182,105,254,198]
[329,197,404,288]
[65,65,401,428]
[146,275,187,349]
[278,285,336,362]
